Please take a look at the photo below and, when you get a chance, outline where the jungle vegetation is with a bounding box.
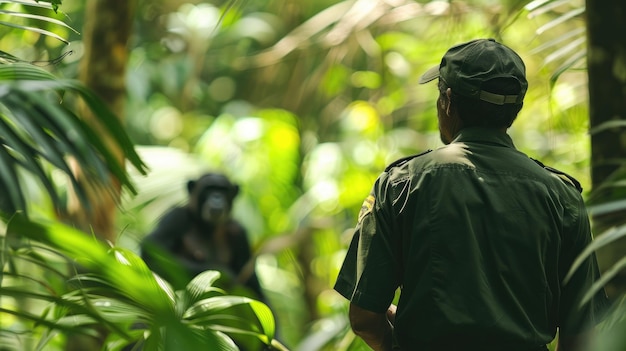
[0,0,625,350]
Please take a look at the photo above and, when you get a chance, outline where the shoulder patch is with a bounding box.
[357,194,375,224]
[530,158,583,193]
[385,150,433,172]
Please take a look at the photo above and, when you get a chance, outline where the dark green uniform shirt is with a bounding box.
[334,127,608,350]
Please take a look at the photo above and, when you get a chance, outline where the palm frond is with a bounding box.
[534,6,585,35]
[0,0,76,48]
[565,225,626,283]
[5,214,282,350]
[0,0,62,12]
[0,20,68,44]
[0,8,77,32]
[234,0,435,69]
[523,0,586,87]
[0,63,148,215]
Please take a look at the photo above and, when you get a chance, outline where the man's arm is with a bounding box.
[349,303,394,351]
[556,194,609,351]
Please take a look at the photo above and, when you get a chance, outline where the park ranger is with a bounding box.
[334,39,609,351]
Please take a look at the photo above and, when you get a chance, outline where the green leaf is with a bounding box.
[247,299,275,339]
[49,0,63,12]
[524,0,553,12]
[6,215,174,315]
[550,50,586,86]
[1,63,148,177]
[528,28,586,56]
[535,7,585,35]
[0,307,97,336]
[564,224,626,283]
[0,63,149,213]
[8,0,60,11]
[0,140,26,212]
[0,63,57,81]
[579,256,626,306]
[589,120,626,135]
[544,36,585,67]
[185,271,225,301]
[185,295,256,316]
[54,314,99,327]
[34,328,62,351]
[162,321,239,351]
[0,9,78,33]
[184,295,276,343]
[1,92,86,205]
[7,78,147,192]
[82,297,150,324]
[0,285,133,339]
[588,199,626,217]
[0,20,69,45]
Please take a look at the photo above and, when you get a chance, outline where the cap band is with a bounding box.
[479,91,523,105]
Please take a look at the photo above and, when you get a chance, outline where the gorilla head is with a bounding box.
[187,173,239,224]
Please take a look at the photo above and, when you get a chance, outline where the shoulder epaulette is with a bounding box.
[385,150,432,172]
[530,158,583,193]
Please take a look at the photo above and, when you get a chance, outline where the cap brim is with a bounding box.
[418,65,440,84]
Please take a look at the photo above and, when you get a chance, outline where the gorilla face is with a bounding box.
[188,173,239,225]
[199,187,231,223]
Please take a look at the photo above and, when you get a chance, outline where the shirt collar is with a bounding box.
[451,127,516,148]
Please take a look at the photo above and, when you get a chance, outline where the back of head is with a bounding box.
[420,39,528,128]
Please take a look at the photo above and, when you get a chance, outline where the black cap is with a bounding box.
[419,39,528,105]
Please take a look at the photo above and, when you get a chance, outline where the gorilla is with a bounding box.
[140,172,263,298]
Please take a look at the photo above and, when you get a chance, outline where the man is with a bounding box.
[334,39,609,351]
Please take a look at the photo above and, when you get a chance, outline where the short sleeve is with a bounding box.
[333,174,402,313]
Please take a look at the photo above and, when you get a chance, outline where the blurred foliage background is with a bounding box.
[2,0,624,350]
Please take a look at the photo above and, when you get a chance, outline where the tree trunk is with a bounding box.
[64,0,136,243]
[586,0,626,298]
[63,2,135,349]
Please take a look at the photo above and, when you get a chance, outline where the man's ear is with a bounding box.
[445,88,453,116]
